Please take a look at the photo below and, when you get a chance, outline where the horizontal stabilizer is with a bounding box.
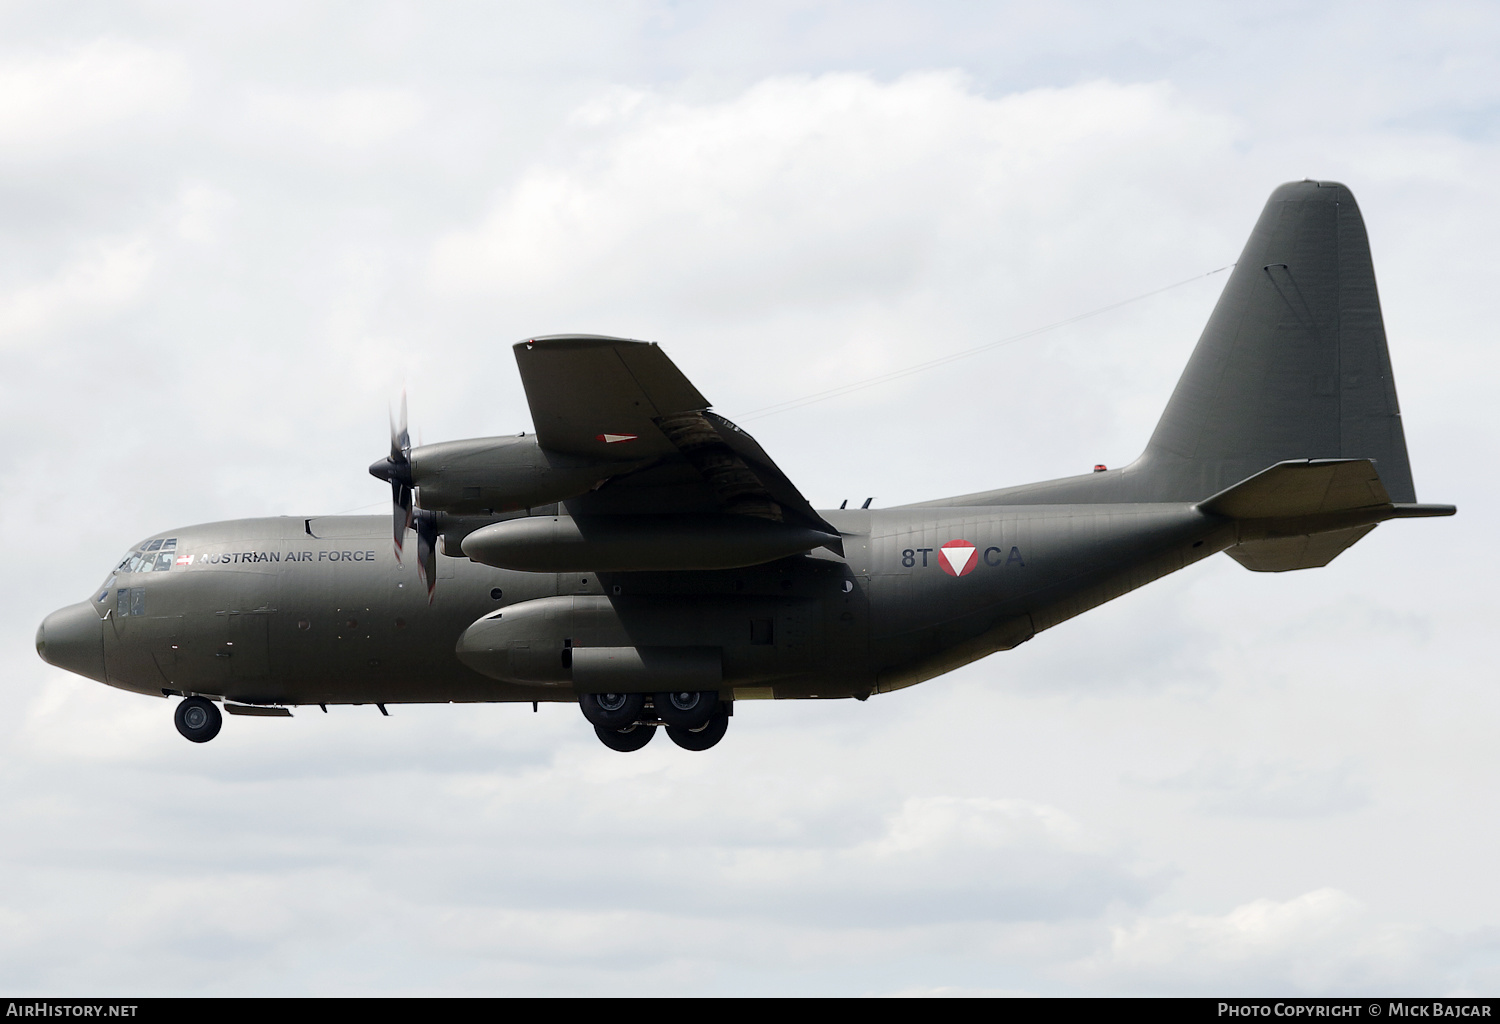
[1197,459,1388,520]
[1202,459,1455,572]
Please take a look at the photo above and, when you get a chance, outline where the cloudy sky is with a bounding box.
[5,0,1498,996]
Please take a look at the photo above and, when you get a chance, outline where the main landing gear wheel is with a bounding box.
[666,710,728,752]
[594,722,655,752]
[579,692,646,730]
[654,690,719,730]
[174,697,222,743]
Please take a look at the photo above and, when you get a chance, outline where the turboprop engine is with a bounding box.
[399,434,649,514]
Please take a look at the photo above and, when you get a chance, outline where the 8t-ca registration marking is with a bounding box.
[900,540,1025,571]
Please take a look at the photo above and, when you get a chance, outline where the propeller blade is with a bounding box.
[391,481,413,562]
[391,391,410,463]
[415,511,438,603]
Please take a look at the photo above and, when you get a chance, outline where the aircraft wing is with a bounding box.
[514,335,838,536]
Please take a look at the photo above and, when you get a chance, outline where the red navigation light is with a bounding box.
[1093,464,1107,472]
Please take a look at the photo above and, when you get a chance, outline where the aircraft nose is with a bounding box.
[37,602,108,684]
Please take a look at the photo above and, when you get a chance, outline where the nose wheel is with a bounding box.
[174,697,222,743]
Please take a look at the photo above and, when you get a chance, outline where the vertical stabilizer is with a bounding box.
[1139,180,1415,502]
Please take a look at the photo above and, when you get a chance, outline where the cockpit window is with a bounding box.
[115,539,179,573]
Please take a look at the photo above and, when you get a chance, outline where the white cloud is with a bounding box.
[241,86,426,151]
[174,182,237,244]
[1071,889,1467,995]
[0,234,153,344]
[0,40,190,155]
[1141,756,1371,818]
[429,72,1237,317]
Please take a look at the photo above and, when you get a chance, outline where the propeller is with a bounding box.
[369,392,415,564]
[370,395,441,602]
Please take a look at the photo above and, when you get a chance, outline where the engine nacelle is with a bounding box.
[408,435,648,514]
[461,513,839,572]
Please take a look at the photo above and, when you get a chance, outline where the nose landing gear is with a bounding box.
[174,697,222,743]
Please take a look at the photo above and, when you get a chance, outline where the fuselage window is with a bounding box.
[116,588,146,616]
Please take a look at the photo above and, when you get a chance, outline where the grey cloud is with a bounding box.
[1139,756,1371,818]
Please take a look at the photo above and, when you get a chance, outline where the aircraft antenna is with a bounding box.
[738,265,1233,420]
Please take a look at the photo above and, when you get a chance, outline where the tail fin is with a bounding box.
[915,181,1433,521]
[1139,180,1416,502]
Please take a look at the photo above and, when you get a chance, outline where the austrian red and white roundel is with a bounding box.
[939,539,978,577]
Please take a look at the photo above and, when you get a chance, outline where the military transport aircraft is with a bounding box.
[36,180,1455,752]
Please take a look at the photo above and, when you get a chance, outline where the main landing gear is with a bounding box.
[174,696,222,743]
[579,691,730,752]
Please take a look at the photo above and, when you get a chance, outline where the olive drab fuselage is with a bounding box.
[85,503,1231,706]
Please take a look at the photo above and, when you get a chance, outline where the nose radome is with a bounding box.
[37,602,108,684]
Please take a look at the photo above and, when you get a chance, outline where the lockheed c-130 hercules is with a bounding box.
[37,181,1455,752]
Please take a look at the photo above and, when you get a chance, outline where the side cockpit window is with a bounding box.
[114,538,179,575]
